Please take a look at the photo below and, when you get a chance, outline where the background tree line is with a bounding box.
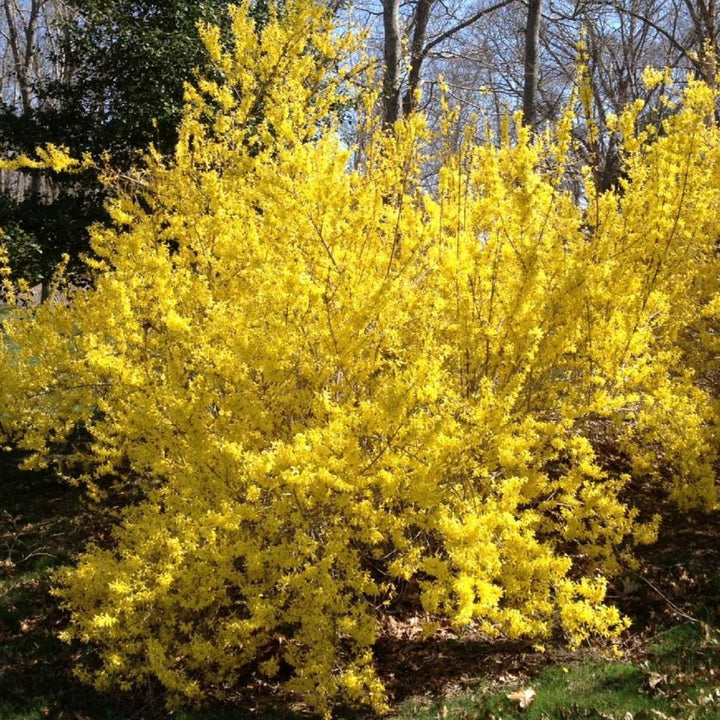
[1,0,718,292]
[0,0,237,294]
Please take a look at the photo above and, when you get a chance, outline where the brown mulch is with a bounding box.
[612,496,720,646]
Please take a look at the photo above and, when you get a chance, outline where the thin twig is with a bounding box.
[631,570,702,625]
[17,549,57,564]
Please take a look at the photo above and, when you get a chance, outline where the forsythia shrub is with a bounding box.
[2,1,720,713]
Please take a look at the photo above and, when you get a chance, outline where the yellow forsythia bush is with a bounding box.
[2,1,720,713]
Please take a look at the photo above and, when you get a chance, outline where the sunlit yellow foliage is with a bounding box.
[1,0,720,714]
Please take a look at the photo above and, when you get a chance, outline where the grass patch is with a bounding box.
[393,649,720,720]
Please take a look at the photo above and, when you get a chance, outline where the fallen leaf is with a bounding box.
[650,710,676,720]
[647,671,666,690]
[697,693,715,707]
[507,687,536,710]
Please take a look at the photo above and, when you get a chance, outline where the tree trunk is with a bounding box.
[522,0,542,129]
[403,0,433,116]
[382,0,403,126]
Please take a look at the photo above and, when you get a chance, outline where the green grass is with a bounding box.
[395,638,720,720]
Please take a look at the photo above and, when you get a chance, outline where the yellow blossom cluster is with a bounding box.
[1,1,720,714]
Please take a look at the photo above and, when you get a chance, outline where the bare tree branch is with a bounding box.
[422,0,518,57]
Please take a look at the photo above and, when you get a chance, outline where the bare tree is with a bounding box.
[0,0,75,197]
[0,0,73,111]
[523,0,543,127]
[352,0,520,126]
[382,0,403,125]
